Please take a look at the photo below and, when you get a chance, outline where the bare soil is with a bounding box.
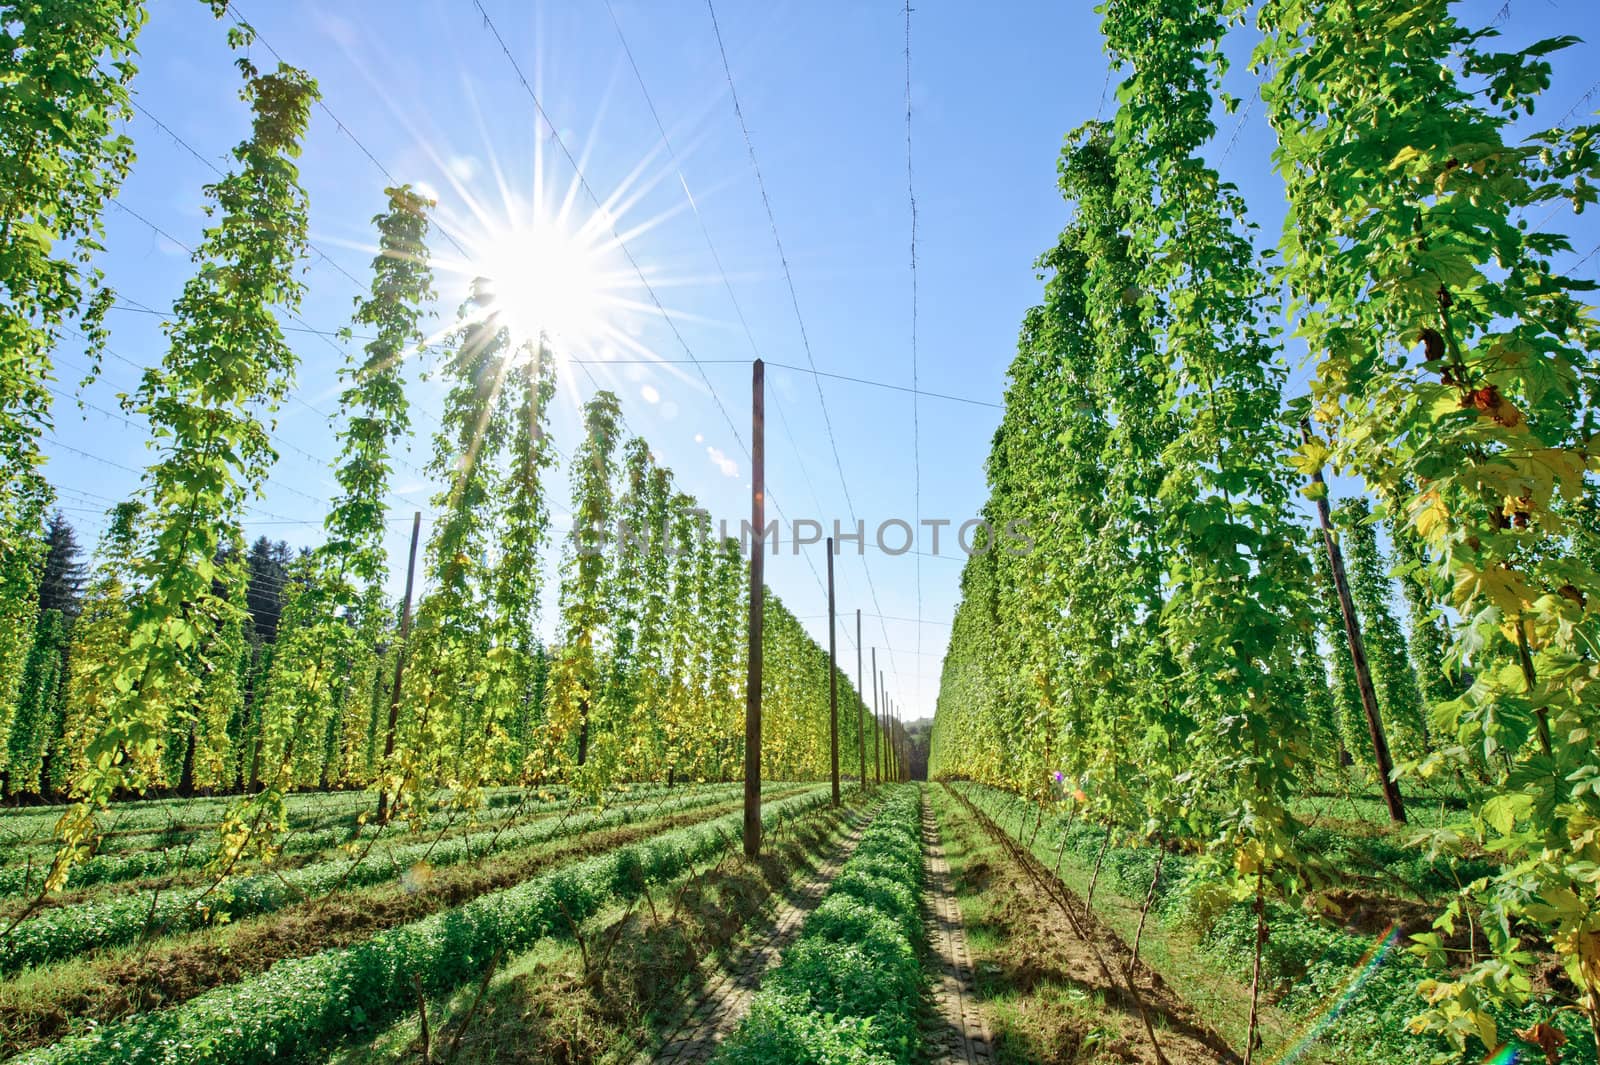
[393,799,865,1065]
[0,793,774,1054]
[941,787,1236,1065]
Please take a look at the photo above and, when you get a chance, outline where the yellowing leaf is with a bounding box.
[1413,490,1450,544]
[1453,564,1532,615]
[1289,439,1329,476]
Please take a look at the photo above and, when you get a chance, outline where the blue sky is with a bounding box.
[42,0,1600,722]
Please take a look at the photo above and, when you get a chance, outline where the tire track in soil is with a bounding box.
[923,793,995,1065]
[645,804,876,1063]
[952,786,1240,1065]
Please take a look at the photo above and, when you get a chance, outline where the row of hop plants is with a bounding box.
[714,783,926,1065]
[0,0,888,924]
[0,780,763,974]
[12,786,834,1065]
[0,777,695,897]
[929,0,1600,1058]
[955,782,1595,1064]
[0,782,537,853]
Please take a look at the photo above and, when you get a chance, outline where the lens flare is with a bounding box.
[1265,921,1401,1064]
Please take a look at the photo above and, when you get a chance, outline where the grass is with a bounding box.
[933,787,1112,1063]
[955,782,1598,1065]
[330,791,873,1065]
[953,784,1318,1063]
[0,788,805,1055]
[712,784,925,1065]
[12,789,837,1064]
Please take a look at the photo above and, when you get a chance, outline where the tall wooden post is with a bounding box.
[898,704,905,781]
[895,702,903,781]
[872,650,881,785]
[881,674,889,782]
[886,697,894,782]
[878,677,886,782]
[377,511,422,824]
[892,701,899,781]
[1301,421,1405,824]
[744,360,766,856]
[884,688,892,780]
[827,537,840,806]
[856,610,866,791]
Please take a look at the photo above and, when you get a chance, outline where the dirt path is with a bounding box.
[646,804,875,1063]
[923,794,995,1065]
[944,786,1237,1065]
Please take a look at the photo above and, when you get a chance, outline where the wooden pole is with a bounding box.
[377,511,422,824]
[885,691,893,781]
[884,696,890,782]
[896,702,904,781]
[1301,420,1405,823]
[891,701,898,781]
[888,698,895,781]
[880,681,887,782]
[856,610,866,792]
[872,650,881,785]
[827,537,840,807]
[899,704,906,781]
[744,359,765,857]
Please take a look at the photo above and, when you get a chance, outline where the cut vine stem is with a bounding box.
[376,510,421,826]
[1512,617,1553,757]
[443,945,504,1064]
[1129,838,1166,973]
[414,972,432,1065]
[1085,826,1111,913]
[1053,803,1080,876]
[1243,870,1267,1065]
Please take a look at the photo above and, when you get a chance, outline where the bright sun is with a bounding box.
[470,218,615,358]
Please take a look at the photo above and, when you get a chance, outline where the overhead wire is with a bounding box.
[43,437,303,524]
[796,611,950,627]
[1517,76,1600,236]
[599,0,850,637]
[114,73,463,452]
[703,0,902,685]
[104,208,358,374]
[50,342,351,509]
[130,101,368,293]
[465,0,868,656]
[1216,88,1258,166]
[106,2,968,676]
[44,380,333,511]
[572,358,1000,409]
[465,0,755,477]
[221,0,474,262]
[904,0,922,713]
[126,2,992,680]
[126,0,491,491]
[99,294,440,500]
